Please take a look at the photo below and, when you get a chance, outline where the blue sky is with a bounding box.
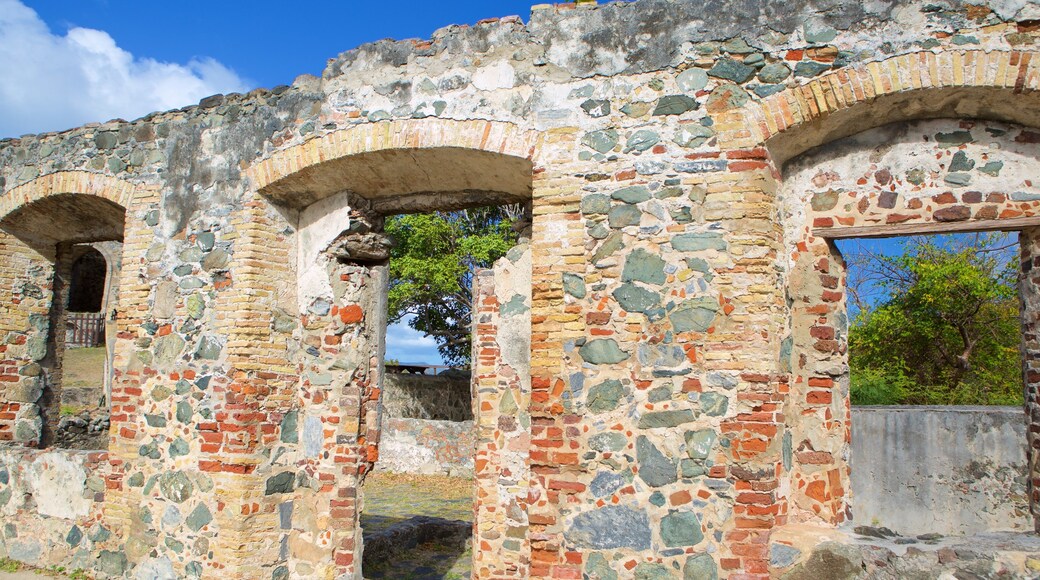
[1,0,547,364]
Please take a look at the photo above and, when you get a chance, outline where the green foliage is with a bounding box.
[0,558,20,573]
[386,206,521,366]
[848,234,1023,406]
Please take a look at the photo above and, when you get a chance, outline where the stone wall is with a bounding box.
[2,0,1040,578]
[375,418,475,476]
[850,406,1030,536]
[382,372,472,421]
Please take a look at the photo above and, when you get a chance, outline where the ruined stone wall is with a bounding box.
[382,372,472,421]
[1,0,1040,578]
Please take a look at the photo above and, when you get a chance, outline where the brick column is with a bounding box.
[1019,227,1040,532]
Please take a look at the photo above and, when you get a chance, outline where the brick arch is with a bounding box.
[729,49,1040,166]
[0,170,138,220]
[247,118,543,209]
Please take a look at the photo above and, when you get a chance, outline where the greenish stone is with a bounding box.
[185,504,212,532]
[589,431,627,452]
[170,438,189,458]
[159,472,193,503]
[622,248,666,285]
[587,380,626,413]
[661,511,704,547]
[648,386,672,403]
[202,249,230,271]
[906,168,926,185]
[681,459,707,478]
[186,294,205,320]
[153,333,185,367]
[128,473,145,487]
[676,68,708,92]
[175,379,192,395]
[656,186,684,199]
[501,294,529,316]
[585,552,618,580]
[176,400,192,423]
[582,129,619,153]
[753,83,786,97]
[562,273,587,299]
[685,554,718,580]
[978,161,1003,176]
[722,37,756,54]
[671,298,719,333]
[194,335,222,360]
[107,157,127,173]
[581,193,611,214]
[265,472,295,495]
[634,563,673,580]
[649,491,666,507]
[612,186,651,204]
[638,409,697,429]
[27,336,47,361]
[783,431,793,471]
[612,283,661,313]
[653,95,698,116]
[500,388,518,414]
[608,205,642,228]
[580,99,611,117]
[811,189,840,211]
[794,61,831,78]
[94,132,118,149]
[936,130,973,145]
[138,441,160,460]
[700,392,729,417]
[0,488,10,507]
[593,232,624,263]
[779,336,793,373]
[672,232,726,252]
[164,536,185,554]
[179,247,204,263]
[951,34,979,45]
[173,264,194,277]
[636,436,677,487]
[674,124,714,148]
[579,339,630,365]
[685,430,717,459]
[280,410,299,444]
[151,385,173,402]
[66,525,82,546]
[625,130,660,153]
[621,101,654,117]
[804,24,837,43]
[708,58,755,83]
[949,151,975,172]
[97,551,128,577]
[944,172,971,186]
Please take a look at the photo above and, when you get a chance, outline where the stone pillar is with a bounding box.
[1019,227,1040,532]
[472,245,532,578]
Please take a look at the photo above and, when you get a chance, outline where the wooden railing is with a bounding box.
[66,312,105,348]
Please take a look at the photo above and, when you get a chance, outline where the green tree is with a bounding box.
[385,205,523,366]
[846,234,1022,406]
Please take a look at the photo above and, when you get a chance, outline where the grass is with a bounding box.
[0,558,20,573]
[62,347,106,388]
[364,472,472,502]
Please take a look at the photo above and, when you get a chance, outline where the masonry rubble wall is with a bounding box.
[850,406,1030,537]
[2,0,1040,578]
[382,372,472,421]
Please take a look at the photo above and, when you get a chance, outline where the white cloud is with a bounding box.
[385,316,444,365]
[0,0,251,138]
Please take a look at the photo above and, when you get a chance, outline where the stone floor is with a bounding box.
[360,472,473,580]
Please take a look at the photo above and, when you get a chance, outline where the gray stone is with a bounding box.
[593,231,625,262]
[685,430,717,459]
[653,95,698,116]
[185,504,212,532]
[176,400,192,423]
[579,339,630,364]
[66,525,82,546]
[501,294,529,316]
[638,344,686,368]
[674,124,714,148]
[581,193,611,214]
[771,543,803,568]
[804,24,837,43]
[196,232,216,251]
[265,472,295,495]
[580,99,611,117]
[585,552,619,580]
[622,248,666,285]
[639,409,696,428]
[582,129,619,153]
[565,505,652,550]
[612,185,651,204]
[634,562,673,580]
[676,68,708,92]
[590,471,626,497]
[186,294,205,320]
[589,431,628,452]
[202,249,230,271]
[811,189,840,211]
[153,334,186,367]
[587,379,626,413]
[758,62,791,83]
[159,472,193,503]
[671,298,719,332]
[794,61,831,78]
[672,232,727,252]
[708,58,755,83]
[194,335,223,360]
[661,511,704,547]
[685,554,718,580]
[302,415,323,458]
[949,150,975,172]
[781,542,862,580]
[978,161,1003,176]
[562,273,587,298]
[700,392,729,417]
[624,130,660,153]
[636,435,677,487]
[280,410,299,444]
[936,130,973,145]
[944,172,971,186]
[648,386,672,403]
[153,281,178,319]
[98,550,129,576]
[676,159,728,173]
[612,283,660,313]
[608,205,642,228]
[169,438,190,457]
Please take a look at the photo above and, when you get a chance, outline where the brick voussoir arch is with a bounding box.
[0,170,139,219]
[732,49,1040,164]
[247,118,544,195]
